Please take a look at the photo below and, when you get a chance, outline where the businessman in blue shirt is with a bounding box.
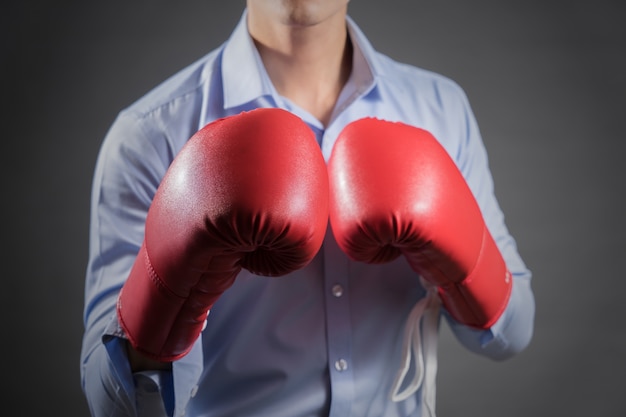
[80,1,535,416]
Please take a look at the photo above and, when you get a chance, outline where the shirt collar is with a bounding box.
[345,15,380,91]
[221,10,381,110]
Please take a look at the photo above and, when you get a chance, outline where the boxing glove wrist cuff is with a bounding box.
[437,227,512,329]
[117,243,223,362]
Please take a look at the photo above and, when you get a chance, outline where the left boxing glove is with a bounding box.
[117,108,329,362]
[328,118,511,329]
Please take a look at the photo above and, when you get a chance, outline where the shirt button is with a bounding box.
[334,359,348,372]
[190,385,199,398]
[331,284,344,298]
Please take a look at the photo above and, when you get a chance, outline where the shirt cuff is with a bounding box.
[102,314,174,417]
[445,274,534,360]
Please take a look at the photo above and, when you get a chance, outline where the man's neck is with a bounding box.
[248,10,352,126]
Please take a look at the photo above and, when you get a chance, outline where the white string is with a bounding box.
[420,288,441,417]
[390,281,441,417]
[390,295,428,402]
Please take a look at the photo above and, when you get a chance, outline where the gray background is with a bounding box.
[2,0,625,415]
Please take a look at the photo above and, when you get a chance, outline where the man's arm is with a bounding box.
[81,110,175,417]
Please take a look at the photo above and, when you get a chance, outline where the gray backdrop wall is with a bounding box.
[3,0,624,416]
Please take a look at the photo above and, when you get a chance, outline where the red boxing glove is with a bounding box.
[328,118,511,329]
[117,108,329,361]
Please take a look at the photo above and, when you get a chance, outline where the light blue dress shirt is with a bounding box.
[81,10,535,417]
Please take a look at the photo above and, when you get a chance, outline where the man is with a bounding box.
[80,1,535,416]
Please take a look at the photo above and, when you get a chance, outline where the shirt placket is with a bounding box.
[322,230,355,416]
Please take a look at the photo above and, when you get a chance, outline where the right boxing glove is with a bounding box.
[117,108,329,362]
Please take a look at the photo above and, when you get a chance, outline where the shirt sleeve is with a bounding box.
[444,87,536,360]
[80,110,196,417]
